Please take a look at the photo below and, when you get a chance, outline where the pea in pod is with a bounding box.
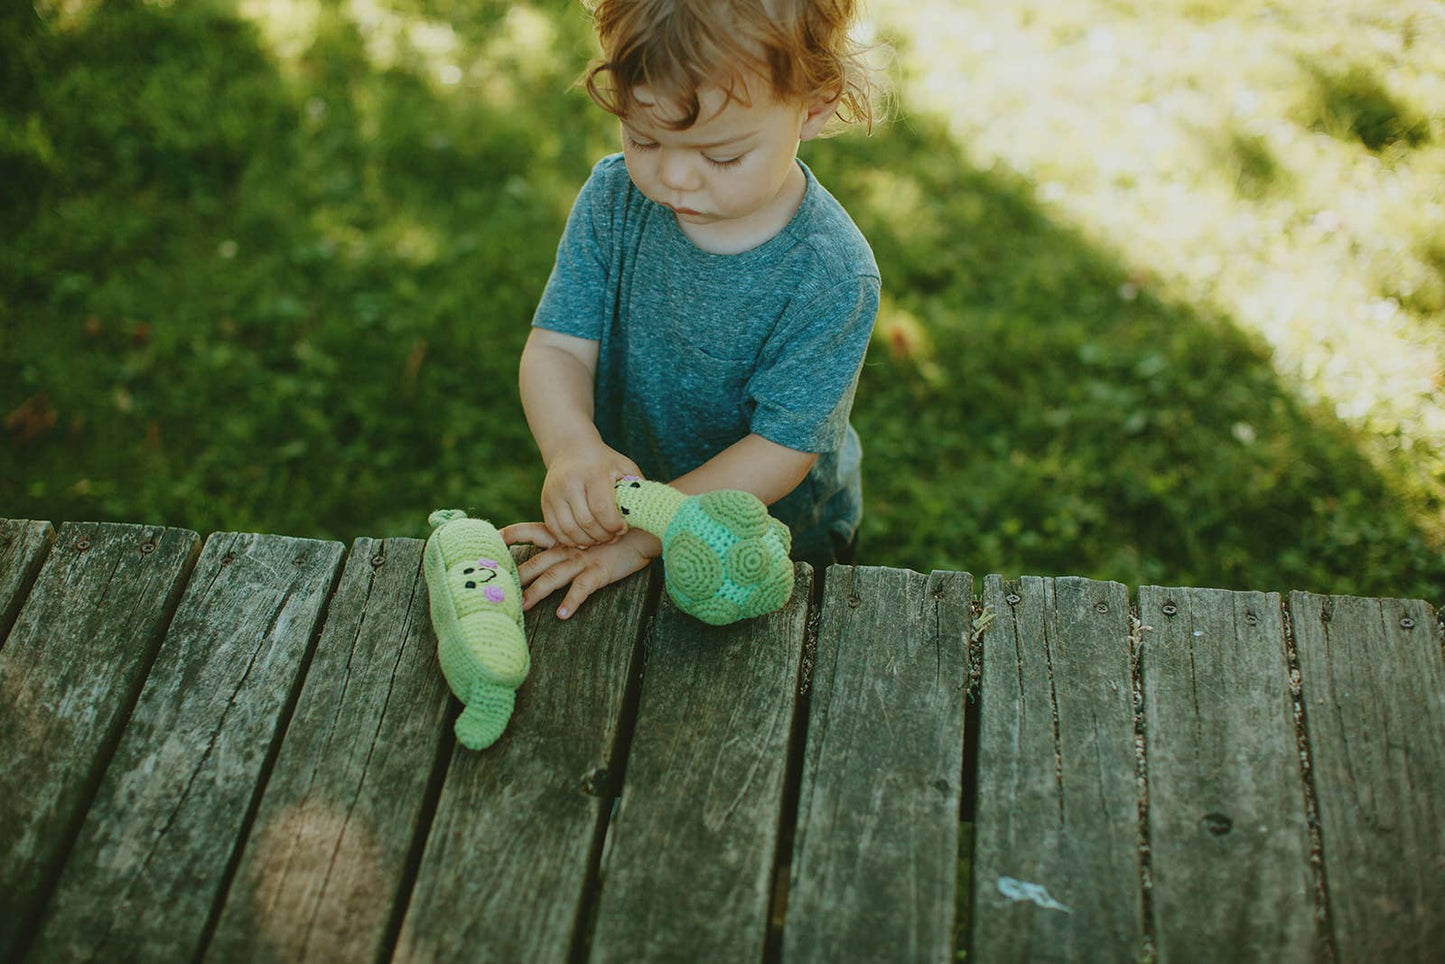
[424,509,529,749]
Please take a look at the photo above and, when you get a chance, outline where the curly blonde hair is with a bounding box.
[582,0,880,132]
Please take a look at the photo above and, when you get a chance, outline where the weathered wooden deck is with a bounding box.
[1,518,1442,963]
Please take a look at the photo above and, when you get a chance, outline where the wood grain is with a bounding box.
[392,563,655,964]
[27,532,344,964]
[1139,586,1317,962]
[204,537,452,963]
[0,522,198,962]
[587,565,814,964]
[0,518,55,645]
[971,575,1143,963]
[782,566,971,964]
[1289,592,1445,962]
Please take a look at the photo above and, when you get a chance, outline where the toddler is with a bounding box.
[502,0,882,619]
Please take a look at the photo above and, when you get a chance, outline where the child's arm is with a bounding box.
[519,327,641,547]
[503,433,814,619]
[668,433,818,504]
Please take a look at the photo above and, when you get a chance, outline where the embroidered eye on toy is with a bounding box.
[424,509,529,749]
[614,477,794,625]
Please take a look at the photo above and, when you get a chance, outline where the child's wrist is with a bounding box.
[624,527,662,558]
[540,427,607,468]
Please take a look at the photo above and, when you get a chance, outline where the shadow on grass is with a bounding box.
[1300,59,1432,154]
[1,0,1440,599]
[1,0,610,537]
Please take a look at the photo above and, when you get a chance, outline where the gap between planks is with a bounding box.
[566,568,662,964]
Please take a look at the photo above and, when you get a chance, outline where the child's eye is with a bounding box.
[704,153,744,169]
[625,134,658,151]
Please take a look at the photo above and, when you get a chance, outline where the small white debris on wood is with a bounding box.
[997,876,1073,913]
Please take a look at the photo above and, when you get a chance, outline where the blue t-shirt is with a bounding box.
[532,153,880,562]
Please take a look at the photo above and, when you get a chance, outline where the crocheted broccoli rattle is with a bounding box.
[424,510,529,750]
[614,477,794,625]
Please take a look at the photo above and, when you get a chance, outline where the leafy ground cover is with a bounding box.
[3,0,1442,600]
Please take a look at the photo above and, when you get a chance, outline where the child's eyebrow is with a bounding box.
[623,123,757,150]
[691,133,754,149]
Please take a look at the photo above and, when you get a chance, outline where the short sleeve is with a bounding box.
[531,159,620,340]
[746,274,881,453]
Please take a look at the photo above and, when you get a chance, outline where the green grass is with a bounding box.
[3,0,1442,601]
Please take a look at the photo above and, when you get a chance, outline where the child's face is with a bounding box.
[619,73,833,252]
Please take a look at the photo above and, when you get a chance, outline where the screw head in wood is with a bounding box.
[1202,812,1233,836]
[1162,602,1178,616]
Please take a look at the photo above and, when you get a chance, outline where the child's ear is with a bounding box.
[799,93,839,141]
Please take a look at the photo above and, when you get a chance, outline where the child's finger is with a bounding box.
[562,481,615,545]
[544,499,586,548]
[518,549,586,610]
[587,480,628,535]
[500,521,557,548]
[516,542,577,586]
[573,513,613,547]
[555,567,609,620]
[564,481,614,544]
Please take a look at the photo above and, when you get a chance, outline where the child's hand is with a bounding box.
[501,522,661,620]
[540,441,641,547]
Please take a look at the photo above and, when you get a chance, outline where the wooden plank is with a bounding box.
[1139,586,1317,962]
[203,537,452,962]
[587,564,815,964]
[971,575,1143,963]
[26,532,345,964]
[0,522,198,962]
[0,519,56,644]
[392,562,655,964]
[1289,592,1445,962]
[782,566,971,964]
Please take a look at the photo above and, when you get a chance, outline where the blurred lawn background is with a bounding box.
[2,0,1442,599]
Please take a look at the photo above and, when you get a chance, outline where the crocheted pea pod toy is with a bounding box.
[424,509,529,750]
[615,477,794,626]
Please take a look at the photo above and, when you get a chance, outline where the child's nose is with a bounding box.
[658,150,701,192]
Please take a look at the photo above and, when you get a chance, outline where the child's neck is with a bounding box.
[677,162,806,256]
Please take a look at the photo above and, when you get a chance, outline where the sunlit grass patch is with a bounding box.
[872,0,1445,569]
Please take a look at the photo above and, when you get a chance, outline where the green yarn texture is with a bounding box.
[424,509,529,749]
[615,479,794,625]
